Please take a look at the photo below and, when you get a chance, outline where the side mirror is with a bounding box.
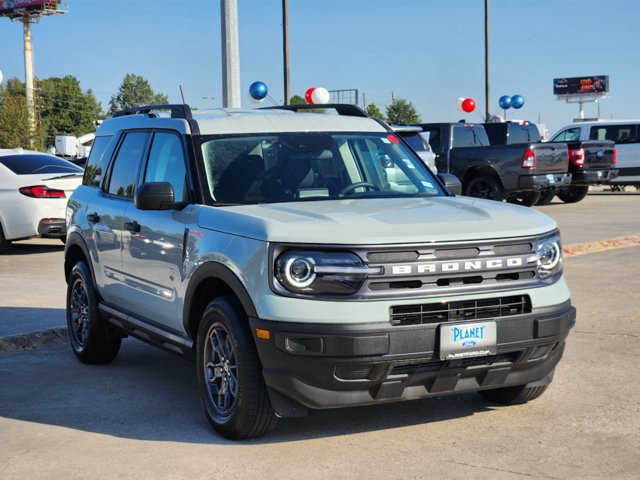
[437,173,462,196]
[135,182,176,210]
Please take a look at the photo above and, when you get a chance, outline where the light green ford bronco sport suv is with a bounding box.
[64,104,575,439]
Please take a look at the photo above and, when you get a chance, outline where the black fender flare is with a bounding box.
[182,261,258,338]
[64,231,99,291]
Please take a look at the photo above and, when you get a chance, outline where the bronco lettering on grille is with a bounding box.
[389,256,529,275]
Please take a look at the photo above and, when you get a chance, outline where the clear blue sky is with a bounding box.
[1,0,639,134]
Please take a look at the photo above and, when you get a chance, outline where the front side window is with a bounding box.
[144,132,188,203]
[107,132,149,199]
[551,128,581,142]
[196,132,444,205]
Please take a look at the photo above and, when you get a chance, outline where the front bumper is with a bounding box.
[572,169,618,185]
[518,173,572,191]
[250,301,576,416]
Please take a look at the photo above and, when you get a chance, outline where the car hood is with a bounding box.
[197,196,558,244]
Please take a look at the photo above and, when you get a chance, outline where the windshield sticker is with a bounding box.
[381,137,391,144]
[421,181,434,188]
[402,159,416,169]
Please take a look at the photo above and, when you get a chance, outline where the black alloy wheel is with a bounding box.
[556,185,589,204]
[464,175,504,201]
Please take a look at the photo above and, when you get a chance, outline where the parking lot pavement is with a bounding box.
[0,245,638,479]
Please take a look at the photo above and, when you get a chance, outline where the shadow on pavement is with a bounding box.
[0,307,66,338]
[2,241,64,256]
[0,339,494,445]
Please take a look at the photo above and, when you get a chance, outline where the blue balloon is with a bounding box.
[249,81,268,101]
[498,95,512,109]
[511,94,525,109]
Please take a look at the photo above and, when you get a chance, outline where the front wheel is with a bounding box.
[556,185,589,203]
[506,191,541,207]
[463,175,504,201]
[196,296,277,439]
[67,260,122,364]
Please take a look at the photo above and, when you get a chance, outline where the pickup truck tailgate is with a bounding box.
[578,140,616,169]
[531,142,568,173]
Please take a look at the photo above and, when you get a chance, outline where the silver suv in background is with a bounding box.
[64,104,575,439]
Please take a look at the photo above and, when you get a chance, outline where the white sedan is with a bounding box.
[0,149,84,253]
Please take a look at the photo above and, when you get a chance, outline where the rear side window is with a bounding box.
[0,154,83,175]
[452,126,489,148]
[82,136,114,187]
[107,132,149,199]
[589,125,638,144]
[508,126,529,144]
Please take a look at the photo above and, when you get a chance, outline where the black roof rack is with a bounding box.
[112,104,193,120]
[261,103,369,118]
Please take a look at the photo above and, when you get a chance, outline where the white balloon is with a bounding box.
[311,87,330,104]
[456,97,465,112]
[248,94,264,104]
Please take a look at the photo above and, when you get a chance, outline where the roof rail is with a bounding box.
[112,104,193,120]
[261,103,369,118]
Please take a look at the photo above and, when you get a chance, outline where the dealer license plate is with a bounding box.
[439,321,497,360]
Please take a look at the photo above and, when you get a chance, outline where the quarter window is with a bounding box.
[107,132,149,199]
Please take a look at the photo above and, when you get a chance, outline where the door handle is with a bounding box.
[87,212,100,224]
[124,221,141,232]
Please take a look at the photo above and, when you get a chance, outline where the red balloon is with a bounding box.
[305,88,316,104]
[461,98,476,113]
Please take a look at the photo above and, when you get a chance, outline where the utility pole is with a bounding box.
[282,0,290,105]
[22,15,36,140]
[484,0,491,122]
[221,0,241,108]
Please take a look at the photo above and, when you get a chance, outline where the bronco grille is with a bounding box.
[389,295,531,326]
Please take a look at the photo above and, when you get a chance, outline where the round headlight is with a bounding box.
[283,256,316,288]
[536,241,560,270]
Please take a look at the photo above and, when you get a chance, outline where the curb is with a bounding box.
[0,327,67,355]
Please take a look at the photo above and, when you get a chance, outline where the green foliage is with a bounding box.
[366,103,385,121]
[108,73,169,114]
[0,75,99,149]
[289,94,306,105]
[385,98,420,125]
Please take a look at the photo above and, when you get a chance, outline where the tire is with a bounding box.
[506,191,541,207]
[60,237,67,245]
[0,224,12,253]
[66,260,122,364]
[535,188,556,206]
[478,383,549,405]
[463,175,504,201]
[196,296,277,439]
[556,185,589,203]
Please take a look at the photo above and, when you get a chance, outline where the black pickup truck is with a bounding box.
[415,122,571,206]
[537,133,618,204]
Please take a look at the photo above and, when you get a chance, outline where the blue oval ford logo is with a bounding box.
[462,340,477,347]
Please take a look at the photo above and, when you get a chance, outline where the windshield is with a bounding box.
[196,132,444,205]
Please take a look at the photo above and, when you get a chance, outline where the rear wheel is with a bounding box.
[506,191,541,207]
[67,260,122,364]
[556,185,589,203]
[535,188,556,206]
[196,296,277,439]
[0,225,11,254]
[463,175,504,201]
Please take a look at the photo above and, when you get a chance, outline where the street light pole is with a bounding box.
[22,15,36,145]
[220,0,241,108]
[484,0,490,122]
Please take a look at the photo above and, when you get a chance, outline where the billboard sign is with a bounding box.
[0,1,59,15]
[553,76,608,96]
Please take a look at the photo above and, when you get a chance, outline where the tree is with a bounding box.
[366,103,385,121]
[38,76,102,138]
[0,78,45,149]
[289,94,306,105]
[385,98,420,125]
[108,73,169,114]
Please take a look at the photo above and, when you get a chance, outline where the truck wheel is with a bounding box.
[0,225,11,254]
[535,188,556,206]
[556,185,589,203]
[479,383,549,405]
[506,191,540,207]
[464,175,504,201]
[196,296,277,439]
[67,260,122,364]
